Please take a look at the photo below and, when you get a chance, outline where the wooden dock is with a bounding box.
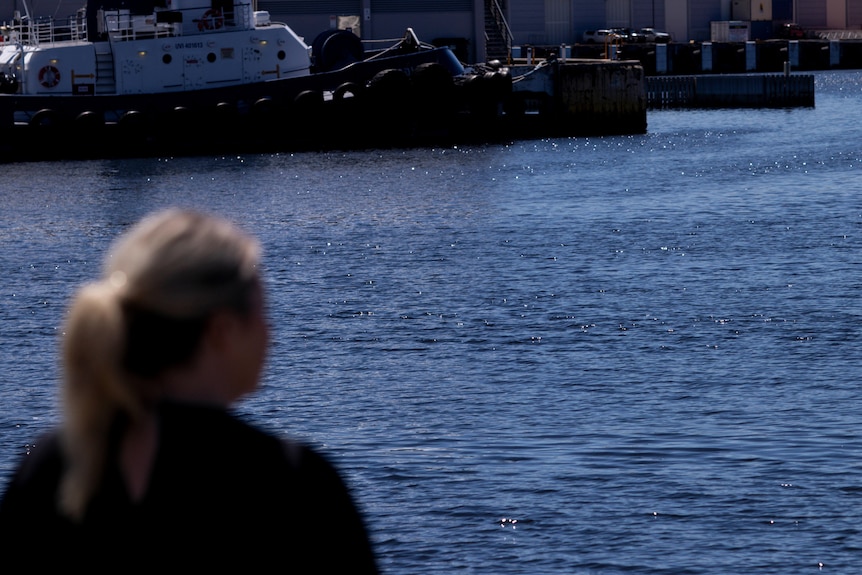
[645,73,814,109]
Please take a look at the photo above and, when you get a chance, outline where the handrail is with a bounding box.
[0,1,255,46]
[604,32,622,60]
[488,0,512,64]
[1,12,88,46]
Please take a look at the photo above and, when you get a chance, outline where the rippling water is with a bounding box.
[1,70,861,573]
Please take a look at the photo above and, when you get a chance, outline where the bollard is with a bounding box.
[788,40,799,69]
[745,41,757,71]
[655,43,667,74]
[702,42,713,72]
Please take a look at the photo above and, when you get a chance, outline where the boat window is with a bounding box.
[156,11,182,23]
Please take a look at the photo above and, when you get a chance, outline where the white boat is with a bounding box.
[0,0,512,158]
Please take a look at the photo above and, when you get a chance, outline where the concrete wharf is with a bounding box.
[509,56,814,139]
[515,39,862,76]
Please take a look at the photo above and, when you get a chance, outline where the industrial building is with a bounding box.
[2,0,862,63]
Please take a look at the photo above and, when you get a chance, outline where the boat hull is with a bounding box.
[0,47,513,160]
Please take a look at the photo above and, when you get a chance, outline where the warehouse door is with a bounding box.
[545,0,571,44]
[606,0,631,28]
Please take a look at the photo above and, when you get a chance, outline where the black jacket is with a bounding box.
[0,401,379,573]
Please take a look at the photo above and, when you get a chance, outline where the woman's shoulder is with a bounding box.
[156,401,344,478]
[279,436,347,480]
[0,429,67,530]
[1,430,64,490]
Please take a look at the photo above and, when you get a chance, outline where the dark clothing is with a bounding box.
[0,402,379,572]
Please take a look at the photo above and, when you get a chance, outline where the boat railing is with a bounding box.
[100,2,254,42]
[100,10,179,42]
[1,10,88,46]
[0,2,256,46]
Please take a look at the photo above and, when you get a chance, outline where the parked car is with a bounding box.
[611,28,645,43]
[777,23,805,39]
[582,29,620,44]
[639,28,672,43]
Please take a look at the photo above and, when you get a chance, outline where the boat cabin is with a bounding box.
[0,0,311,97]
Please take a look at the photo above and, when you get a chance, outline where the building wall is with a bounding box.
[571,0,606,34]
[508,0,668,46]
[365,12,476,47]
[605,0,630,28]
[772,0,793,21]
[509,1,545,45]
[827,0,846,28]
[850,0,862,27]
[796,0,828,27]
[665,0,689,43]
[257,0,360,45]
[4,0,862,65]
[1,0,80,21]
[690,0,725,40]
[632,0,666,30]
[257,0,479,59]
[0,0,13,21]
[545,0,571,44]
[255,0,832,50]
[508,0,678,46]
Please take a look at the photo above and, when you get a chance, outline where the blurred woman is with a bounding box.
[0,209,379,571]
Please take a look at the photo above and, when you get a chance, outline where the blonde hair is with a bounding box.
[59,209,261,520]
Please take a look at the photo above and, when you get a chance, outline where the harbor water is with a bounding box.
[1,70,860,573]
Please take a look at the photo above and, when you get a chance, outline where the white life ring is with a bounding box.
[197,8,224,31]
[38,65,60,89]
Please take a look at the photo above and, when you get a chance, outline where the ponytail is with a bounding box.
[59,281,141,521]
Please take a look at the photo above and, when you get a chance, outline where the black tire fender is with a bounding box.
[119,110,145,127]
[74,110,104,128]
[29,108,59,127]
[333,82,363,101]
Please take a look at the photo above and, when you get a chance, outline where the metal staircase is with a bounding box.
[95,45,116,94]
[485,0,512,63]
